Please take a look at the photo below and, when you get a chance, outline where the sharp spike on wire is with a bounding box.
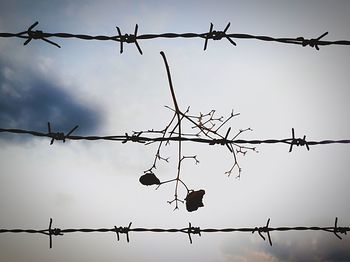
[223,22,231,33]
[126,222,132,243]
[134,24,143,55]
[226,36,237,46]
[28,21,39,31]
[266,218,272,246]
[187,222,193,244]
[318,32,329,40]
[116,26,123,53]
[42,38,61,48]
[204,23,213,51]
[134,24,138,35]
[289,128,295,152]
[48,218,53,248]
[23,38,31,46]
[66,125,79,137]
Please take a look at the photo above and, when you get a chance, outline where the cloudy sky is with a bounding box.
[0,0,350,261]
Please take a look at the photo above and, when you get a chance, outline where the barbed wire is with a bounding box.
[1,126,349,150]
[1,123,349,211]
[0,218,348,248]
[1,20,349,255]
[1,21,350,53]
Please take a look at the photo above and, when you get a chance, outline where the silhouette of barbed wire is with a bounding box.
[1,126,349,148]
[1,21,350,53]
[0,218,348,248]
[1,124,349,210]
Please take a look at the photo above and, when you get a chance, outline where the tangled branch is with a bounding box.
[129,51,255,211]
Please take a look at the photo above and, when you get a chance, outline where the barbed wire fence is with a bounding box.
[0,218,348,248]
[1,22,350,247]
[1,21,350,53]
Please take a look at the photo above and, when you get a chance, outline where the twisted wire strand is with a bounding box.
[1,21,349,53]
[1,127,349,152]
[0,218,348,248]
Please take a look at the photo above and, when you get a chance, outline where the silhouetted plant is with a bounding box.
[138,52,255,211]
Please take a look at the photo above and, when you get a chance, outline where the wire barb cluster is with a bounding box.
[1,21,350,53]
[47,122,79,145]
[0,218,348,248]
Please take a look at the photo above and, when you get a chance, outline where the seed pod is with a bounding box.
[139,172,161,186]
[185,190,205,212]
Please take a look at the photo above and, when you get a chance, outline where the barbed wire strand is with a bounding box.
[0,126,349,152]
[0,218,348,248]
[1,22,350,53]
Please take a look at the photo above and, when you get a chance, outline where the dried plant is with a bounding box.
[138,52,255,211]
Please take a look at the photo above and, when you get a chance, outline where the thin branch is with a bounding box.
[160,51,184,210]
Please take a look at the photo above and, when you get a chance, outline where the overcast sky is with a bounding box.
[0,1,350,261]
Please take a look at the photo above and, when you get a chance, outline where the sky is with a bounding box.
[0,0,350,261]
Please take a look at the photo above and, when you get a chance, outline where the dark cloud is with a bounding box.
[0,59,102,141]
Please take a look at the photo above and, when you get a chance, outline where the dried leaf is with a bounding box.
[185,190,205,212]
[139,172,161,186]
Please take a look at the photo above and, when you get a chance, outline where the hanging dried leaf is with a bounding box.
[185,190,205,212]
[139,172,161,186]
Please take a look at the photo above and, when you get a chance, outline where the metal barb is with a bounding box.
[115,222,132,243]
[23,21,61,48]
[46,218,63,249]
[252,218,272,246]
[299,32,329,50]
[333,217,348,240]
[115,25,142,54]
[47,122,78,145]
[122,132,145,144]
[203,22,236,51]
[289,128,310,152]
[187,222,201,244]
